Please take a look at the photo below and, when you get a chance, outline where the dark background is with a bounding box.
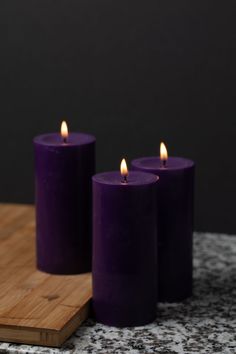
[0,1,235,233]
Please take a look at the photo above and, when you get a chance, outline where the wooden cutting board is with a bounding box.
[0,204,92,347]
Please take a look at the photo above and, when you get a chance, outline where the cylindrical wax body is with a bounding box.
[92,171,158,327]
[131,157,194,302]
[34,132,95,275]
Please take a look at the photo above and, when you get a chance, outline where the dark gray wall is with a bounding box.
[0,1,235,233]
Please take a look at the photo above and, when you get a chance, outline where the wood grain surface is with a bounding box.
[0,204,92,347]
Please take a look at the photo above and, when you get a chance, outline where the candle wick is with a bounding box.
[122,175,128,184]
[63,137,67,144]
[162,159,167,168]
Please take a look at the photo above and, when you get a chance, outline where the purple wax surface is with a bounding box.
[132,156,195,302]
[132,156,194,171]
[34,132,95,275]
[92,171,158,327]
[34,132,95,146]
[94,170,158,185]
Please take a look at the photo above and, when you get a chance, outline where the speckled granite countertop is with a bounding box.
[0,232,235,354]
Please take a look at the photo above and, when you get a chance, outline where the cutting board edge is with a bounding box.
[0,297,91,347]
[59,300,91,346]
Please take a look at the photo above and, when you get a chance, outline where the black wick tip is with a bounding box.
[122,175,128,184]
[162,159,167,168]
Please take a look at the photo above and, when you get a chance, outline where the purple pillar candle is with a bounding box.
[34,122,95,275]
[92,160,158,327]
[132,144,195,302]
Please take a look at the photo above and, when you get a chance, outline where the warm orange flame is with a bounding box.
[160,142,168,161]
[61,121,68,139]
[120,158,128,178]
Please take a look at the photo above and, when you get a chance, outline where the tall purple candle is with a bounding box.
[92,160,158,327]
[34,122,95,275]
[132,144,195,302]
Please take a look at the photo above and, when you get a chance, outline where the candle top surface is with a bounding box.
[132,156,194,172]
[33,132,95,146]
[93,171,158,186]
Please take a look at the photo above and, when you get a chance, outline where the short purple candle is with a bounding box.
[34,122,95,275]
[132,147,195,302]
[92,162,158,327]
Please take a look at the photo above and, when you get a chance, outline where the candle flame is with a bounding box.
[120,158,128,178]
[61,121,68,140]
[160,142,168,162]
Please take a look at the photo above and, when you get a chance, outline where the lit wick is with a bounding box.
[160,142,168,168]
[123,175,128,183]
[61,120,69,144]
[161,158,167,168]
[120,158,128,184]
